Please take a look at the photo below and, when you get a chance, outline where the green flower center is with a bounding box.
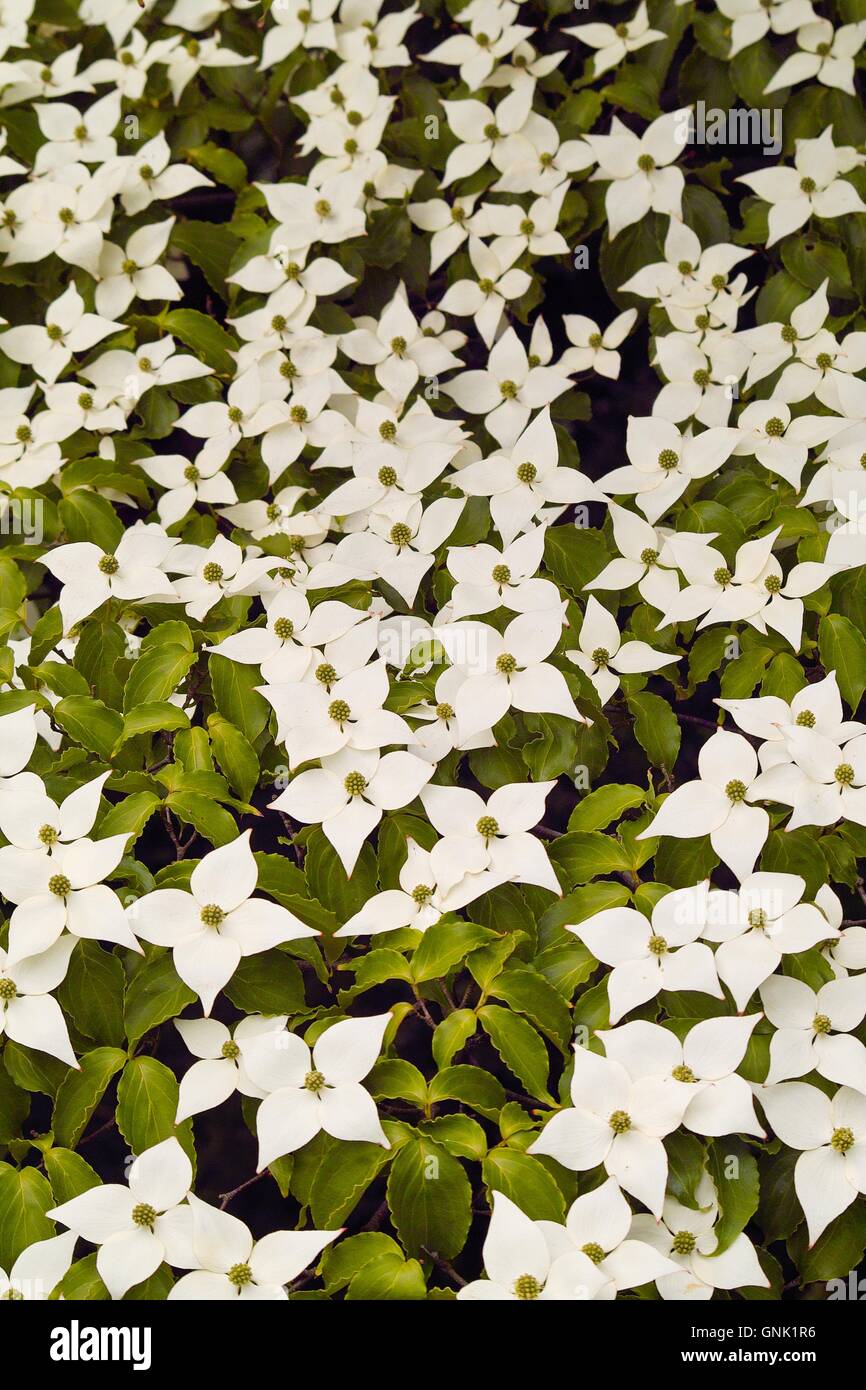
[491,564,511,585]
[641,547,659,566]
[591,647,610,668]
[589,332,603,349]
[390,336,407,357]
[813,1014,832,1035]
[304,1069,327,1093]
[200,904,226,928]
[221,1040,240,1059]
[98,553,119,575]
[832,1126,855,1154]
[609,1109,632,1134]
[0,979,17,1002]
[316,663,337,686]
[436,702,454,721]
[390,522,412,548]
[816,352,833,371]
[692,369,711,387]
[203,562,223,583]
[412,884,433,905]
[329,699,351,724]
[711,274,727,290]
[648,935,668,956]
[271,315,287,333]
[765,417,785,437]
[344,771,367,797]
[615,22,629,36]
[781,323,798,343]
[672,1230,696,1255]
[520,219,535,237]
[315,200,331,217]
[516,462,537,484]
[378,465,397,487]
[228,407,243,424]
[380,421,396,441]
[132,1203,157,1229]
[59,207,75,225]
[39,824,59,847]
[714,567,732,587]
[658,448,679,472]
[637,153,655,172]
[46,324,63,341]
[835,764,855,786]
[726,779,747,803]
[500,379,519,399]
[16,425,32,443]
[273,617,294,641]
[476,815,499,839]
[512,1273,542,1300]
[290,405,308,424]
[496,652,518,675]
[478,278,496,296]
[672,1064,697,1083]
[795,710,815,727]
[748,908,768,929]
[581,1242,605,1264]
[227,1262,253,1287]
[764,575,782,593]
[184,464,200,482]
[48,874,71,898]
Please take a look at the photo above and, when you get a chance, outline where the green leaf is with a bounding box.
[707,1139,760,1254]
[344,1251,427,1300]
[0,1056,28,1146]
[549,830,631,884]
[0,1167,55,1271]
[116,1057,192,1157]
[54,696,123,760]
[207,713,259,801]
[386,1133,472,1259]
[628,691,681,771]
[52,1048,127,1149]
[308,1137,391,1227]
[481,1149,567,1222]
[431,1010,477,1068]
[44,1148,101,1205]
[568,783,645,832]
[123,952,197,1048]
[410,919,496,983]
[209,652,271,741]
[428,1065,505,1120]
[489,965,573,1053]
[478,1005,554,1104]
[161,310,238,373]
[57,942,125,1048]
[819,614,866,712]
[223,951,305,1014]
[123,645,196,713]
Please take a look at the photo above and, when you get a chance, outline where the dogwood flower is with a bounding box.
[571,882,722,1022]
[737,126,866,245]
[457,1191,608,1301]
[761,975,866,1092]
[42,526,177,633]
[765,19,866,96]
[445,329,571,449]
[584,109,690,239]
[128,833,317,1014]
[638,730,769,883]
[336,837,497,936]
[540,1179,679,1298]
[48,1138,195,1299]
[0,938,77,1067]
[244,1012,392,1166]
[529,1044,687,1216]
[438,238,532,350]
[0,283,123,386]
[630,1174,769,1298]
[168,1194,339,1299]
[567,596,678,706]
[175,1014,289,1122]
[272,748,433,874]
[758,1082,866,1243]
[0,1232,77,1301]
[446,527,561,619]
[559,309,637,379]
[702,872,835,1010]
[567,3,665,76]
[420,780,561,896]
[599,418,738,524]
[716,0,817,58]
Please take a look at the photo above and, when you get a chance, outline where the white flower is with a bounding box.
[175,1014,288,1122]
[243,1012,393,1166]
[272,748,433,874]
[600,418,738,524]
[571,882,722,1023]
[584,109,690,239]
[136,450,237,529]
[259,659,411,769]
[168,1193,339,1300]
[568,596,677,705]
[559,309,637,379]
[116,132,213,216]
[758,1082,866,1243]
[567,3,665,77]
[454,406,603,545]
[438,609,582,740]
[0,705,38,777]
[762,975,866,1092]
[737,126,866,246]
[445,328,571,450]
[0,937,77,1066]
[750,726,866,830]
[341,285,462,400]
[458,1191,608,1301]
[599,1016,764,1138]
[630,1174,769,1298]
[585,504,687,612]
[764,19,866,96]
[446,526,562,619]
[716,0,817,58]
[528,1044,688,1216]
[336,837,497,936]
[438,237,532,350]
[637,729,769,883]
[439,87,534,187]
[652,332,749,427]
[542,1178,679,1297]
[128,832,317,1015]
[48,1138,195,1300]
[95,218,181,319]
[702,873,835,1011]
[421,779,561,896]
[42,526,177,633]
[0,1232,77,1301]
[0,283,123,386]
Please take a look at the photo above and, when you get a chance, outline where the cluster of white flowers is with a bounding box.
[0,0,865,1305]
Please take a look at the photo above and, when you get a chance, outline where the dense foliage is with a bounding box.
[0,0,865,1303]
